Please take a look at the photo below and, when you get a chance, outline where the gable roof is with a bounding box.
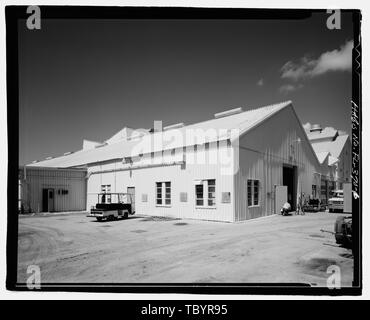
[29,101,293,168]
[316,151,330,164]
[311,134,350,159]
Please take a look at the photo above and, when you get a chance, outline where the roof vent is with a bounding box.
[128,132,146,141]
[164,123,185,131]
[214,107,243,119]
[310,124,322,133]
[63,151,73,156]
[95,142,108,148]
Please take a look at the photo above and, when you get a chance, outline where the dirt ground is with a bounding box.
[17,211,353,286]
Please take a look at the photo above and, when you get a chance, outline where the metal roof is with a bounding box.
[307,126,339,142]
[328,156,339,166]
[29,101,292,168]
[316,152,330,164]
[311,134,350,159]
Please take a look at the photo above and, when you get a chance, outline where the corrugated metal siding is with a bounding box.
[86,141,235,222]
[337,139,352,185]
[19,167,87,213]
[234,105,323,221]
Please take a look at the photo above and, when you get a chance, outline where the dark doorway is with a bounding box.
[283,165,297,210]
[42,188,54,212]
[42,189,48,212]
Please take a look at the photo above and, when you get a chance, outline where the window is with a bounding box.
[247,180,252,206]
[247,179,259,206]
[196,184,204,206]
[156,182,171,205]
[208,179,216,206]
[156,182,162,205]
[165,182,171,205]
[253,180,259,205]
[195,179,216,207]
[101,185,111,193]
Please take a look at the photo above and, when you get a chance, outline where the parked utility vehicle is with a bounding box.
[87,193,134,222]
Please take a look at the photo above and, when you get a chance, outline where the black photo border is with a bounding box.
[6,6,362,295]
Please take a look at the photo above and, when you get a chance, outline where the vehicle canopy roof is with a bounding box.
[97,193,133,203]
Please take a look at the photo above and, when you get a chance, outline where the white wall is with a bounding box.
[234,105,323,221]
[20,168,87,213]
[86,141,235,222]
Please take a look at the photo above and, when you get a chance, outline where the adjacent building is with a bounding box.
[305,124,351,196]
[18,166,87,213]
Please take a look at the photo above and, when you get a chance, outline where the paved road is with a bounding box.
[17,212,353,286]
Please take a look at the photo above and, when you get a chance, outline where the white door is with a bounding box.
[127,187,135,213]
[275,185,287,214]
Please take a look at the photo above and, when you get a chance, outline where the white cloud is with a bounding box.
[279,83,303,94]
[257,78,264,86]
[281,40,353,81]
[303,122,312,131]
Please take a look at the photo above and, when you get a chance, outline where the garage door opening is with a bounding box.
[283,165,297,211]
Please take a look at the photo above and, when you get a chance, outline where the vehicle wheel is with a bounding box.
[329,208,333,213]
[123,211,129,219]
[96,217,102,222]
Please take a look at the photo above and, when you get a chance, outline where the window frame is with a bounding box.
[195,179,216,208]
[247,179,260,207]
[101,184,111,193]
[156,181,171,206]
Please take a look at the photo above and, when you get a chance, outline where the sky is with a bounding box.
[18,11,354,165]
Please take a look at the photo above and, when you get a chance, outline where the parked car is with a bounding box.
[328,190,344,213]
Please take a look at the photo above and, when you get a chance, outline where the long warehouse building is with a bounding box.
[25,101,336,222]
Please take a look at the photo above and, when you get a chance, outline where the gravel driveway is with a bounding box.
[17,211,353,287]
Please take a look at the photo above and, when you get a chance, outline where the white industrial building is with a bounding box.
[305,124,351,191]
[24,101,341,221]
